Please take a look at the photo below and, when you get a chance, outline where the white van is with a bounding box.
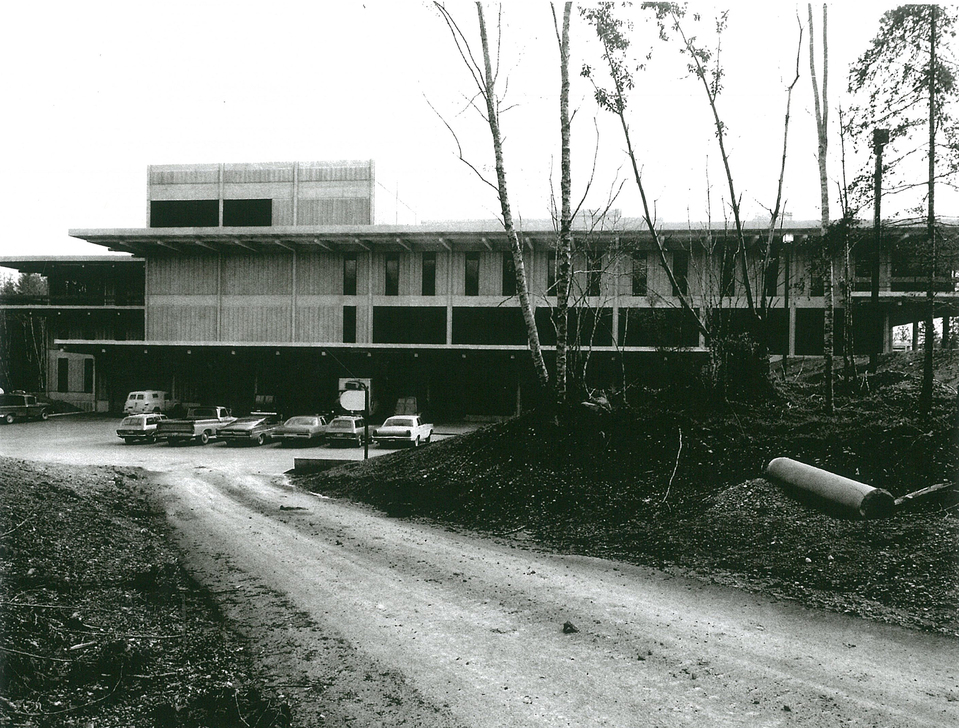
[123,390,176,414]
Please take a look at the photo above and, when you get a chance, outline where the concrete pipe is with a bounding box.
[765,457,896,519]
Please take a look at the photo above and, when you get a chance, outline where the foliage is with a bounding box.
[0,272,48,298]
[847,4,959,214]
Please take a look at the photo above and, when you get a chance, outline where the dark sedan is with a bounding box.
[217,413,283,446]
[271,415,329,446]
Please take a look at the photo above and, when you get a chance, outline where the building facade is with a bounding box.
[2,161,956,417]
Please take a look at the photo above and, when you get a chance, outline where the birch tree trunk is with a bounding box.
[809,3,833,413]
[476,4,550,390]
[554,2,573,406]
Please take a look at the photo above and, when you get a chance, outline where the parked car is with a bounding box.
[116,413,167,444]
[156,406,235,445]
[218,413,284,446]
[272,415,330,446]
[124,390,177,414]
[0,392,50,424]
[372,415,434,447]
[325,415,367,447]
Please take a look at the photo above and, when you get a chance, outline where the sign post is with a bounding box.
[337,380,369,460]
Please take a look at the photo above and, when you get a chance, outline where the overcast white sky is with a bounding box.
[1,0,952,260]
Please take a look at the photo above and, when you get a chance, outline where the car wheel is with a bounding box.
[147,435,157,444]
[425,434,432,444]
[413,436,420,448]
[124,437,135,445]
[40,409,50,421]
[198,432,210,445]
[255,433,266,446]
[3,413,15,424]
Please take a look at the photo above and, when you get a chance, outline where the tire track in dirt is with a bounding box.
[157,468,959,728]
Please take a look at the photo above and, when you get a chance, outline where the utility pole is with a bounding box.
[869,128,889,374]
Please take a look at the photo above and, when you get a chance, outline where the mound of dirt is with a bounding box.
[300,351,959,635]
[0,460,290,728]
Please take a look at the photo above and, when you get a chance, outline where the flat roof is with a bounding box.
[0,255,142,274]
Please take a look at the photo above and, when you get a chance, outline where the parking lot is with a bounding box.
[0,413,473,476]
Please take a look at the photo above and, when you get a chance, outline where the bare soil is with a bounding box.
[0,350,956,726]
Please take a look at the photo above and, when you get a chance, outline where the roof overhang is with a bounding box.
[69,220,837,257]
[0,255,143,274]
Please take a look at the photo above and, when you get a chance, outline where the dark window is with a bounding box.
[502,252,516,296]
[720,248,736,297]
[618,307,700,348]
[422,252,436,296]
[57,358,69,393]
[764,243,781,298]
[150,200,219,227]
[547,252,557,294]
[343,254,357,296]
[373,307,446,344]
[465,253,480,296]
[343,306,357,343]
[385,253,400,296]
[83,359,94,394]
[452,308,528,345]
[631,252,647,296]
[223,198,272,226]
[587,251,603,297]
[672,251,689,296]
[809,270,824,297]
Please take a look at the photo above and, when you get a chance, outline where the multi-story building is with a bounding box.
[2,160,956,417]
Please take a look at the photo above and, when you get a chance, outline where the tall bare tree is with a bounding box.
[809,3,834,413]
[552,2,574,406]
[583,3,802,395]
[435,3,550,390]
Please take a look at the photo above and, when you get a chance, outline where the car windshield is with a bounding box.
[328,419,359,431]
[120,417,141,426]
[383,417,415,427]
[284,417,317,426]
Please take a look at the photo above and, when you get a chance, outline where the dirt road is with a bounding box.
[154,467,958,727]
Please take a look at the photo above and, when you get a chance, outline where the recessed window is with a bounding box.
[343,306,357,343]
[385,253,400,296]
[764,243,781,298]
[502,252,516,296]
[631,252,647,296]
[673,250,690,297]
[150,200,219,228]
[465,253,480,296]
[720,249,735,297]
[223,199,272,226]
[343,254,357,296]
[587,251,603,297]
[422,252,436,296]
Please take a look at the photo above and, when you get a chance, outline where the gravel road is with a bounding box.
[4,416,957,726]
[157,467,958,727]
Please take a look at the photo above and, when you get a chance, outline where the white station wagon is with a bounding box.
[117,413,167,444]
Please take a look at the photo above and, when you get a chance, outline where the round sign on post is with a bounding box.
[339,389,366,412]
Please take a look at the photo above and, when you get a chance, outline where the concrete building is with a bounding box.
[2,160,956,417]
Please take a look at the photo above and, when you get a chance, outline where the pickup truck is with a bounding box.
[0,392,51,424]
[371,415,433,447]
[156,406,235,445]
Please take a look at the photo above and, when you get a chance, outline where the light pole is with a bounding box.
[870,128,890,374]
